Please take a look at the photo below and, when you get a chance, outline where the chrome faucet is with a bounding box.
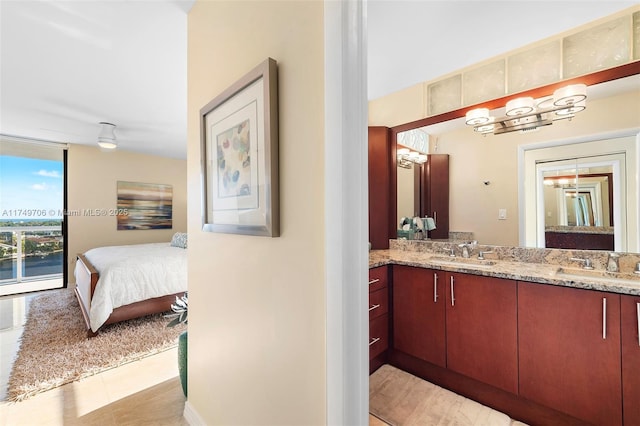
[477,250,494,260]
[606,252,620,273]
[458,241,477,258]
[570,257,594,270]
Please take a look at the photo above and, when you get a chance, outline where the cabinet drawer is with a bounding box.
[369,287,388,321]
[369,266,388,293]
[369,314,389,359]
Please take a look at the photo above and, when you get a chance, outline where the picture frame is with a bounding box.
[200,58,279,237]
[116,181,173,230]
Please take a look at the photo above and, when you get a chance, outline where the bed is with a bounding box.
[74,235,187,336]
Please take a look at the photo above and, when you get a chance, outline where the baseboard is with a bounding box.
[183,401,206,426]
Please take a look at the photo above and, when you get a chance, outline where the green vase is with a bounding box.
[178,330,188,397]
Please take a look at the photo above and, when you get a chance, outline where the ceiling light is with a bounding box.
[97,122,117,149]
[465,84,587,136]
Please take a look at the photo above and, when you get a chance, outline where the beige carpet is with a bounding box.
[370,365,528,426]
[6,288,186,402]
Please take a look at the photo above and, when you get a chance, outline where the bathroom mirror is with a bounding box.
[390,67,640,252]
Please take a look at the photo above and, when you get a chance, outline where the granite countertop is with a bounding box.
[370,248,640,296]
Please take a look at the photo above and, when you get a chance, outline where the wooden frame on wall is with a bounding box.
[200,58,279,237]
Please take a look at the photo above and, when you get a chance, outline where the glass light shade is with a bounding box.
[535,96,555,109]
[97,122,117,149]
[97,140,117,149]
[555,100,586,116]
[473,117,495,134]
[506,97,534,116]
[465,108,490,125]
[553,84,587,106]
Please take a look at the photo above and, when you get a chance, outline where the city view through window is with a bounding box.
[0,154,64,293]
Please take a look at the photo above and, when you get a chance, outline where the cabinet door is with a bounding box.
[518,282,622,426]
[368,126,392,249]
[392,265,446,367]
[421,154,449,239]
[622,294,640,426]
[445,273,518,393]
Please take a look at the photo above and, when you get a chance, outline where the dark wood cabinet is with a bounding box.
[445,272,518,394]
[622,294,640,426]
[392,265,446,367]
[518,282,622,426]
[421,154,449,239]
[368,126,392,249]
[369,266,389,372]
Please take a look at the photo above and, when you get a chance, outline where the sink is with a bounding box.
[429,256,496,269]
[553,267,640,286]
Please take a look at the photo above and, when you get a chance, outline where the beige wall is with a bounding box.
[187,1,326,424]
[67,144,187,282]
[371,88,640,247]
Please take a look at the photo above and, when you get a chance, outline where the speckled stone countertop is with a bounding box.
[370,240,640,296]
[545,225,614,235]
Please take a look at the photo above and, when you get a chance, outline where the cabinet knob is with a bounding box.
[369,337,381,346]
[368,304,380,312]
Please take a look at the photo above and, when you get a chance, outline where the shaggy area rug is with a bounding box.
[6,289,186,402]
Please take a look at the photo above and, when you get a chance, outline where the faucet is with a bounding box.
[570,257,594,270]
[458,241,477,258]
[477,250,494,260]
[606,252,620,273]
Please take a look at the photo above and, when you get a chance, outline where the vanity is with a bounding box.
[369,241,640,426]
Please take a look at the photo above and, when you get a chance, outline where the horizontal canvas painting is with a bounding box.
[117,181,172,230]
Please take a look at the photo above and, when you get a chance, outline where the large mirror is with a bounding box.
[393,70,640,252]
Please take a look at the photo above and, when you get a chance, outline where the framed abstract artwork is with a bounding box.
[200,58,279,237]
[117,181,172,230]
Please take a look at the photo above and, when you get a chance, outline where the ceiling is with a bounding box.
[1,1,636,159]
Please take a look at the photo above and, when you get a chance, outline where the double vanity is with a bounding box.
[369,239,640,426]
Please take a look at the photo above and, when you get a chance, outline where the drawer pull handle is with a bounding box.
[450,276,455,307]
[369,304,380,312]
[369,337,380,346]
[368,278,380,286]
[602,297,607,340]
[434,273,438,303]
[637,302,640,347]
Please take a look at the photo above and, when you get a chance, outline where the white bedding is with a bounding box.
[76,242,187,332]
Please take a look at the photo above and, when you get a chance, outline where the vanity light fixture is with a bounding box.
[97,122,118,149]
[465,83,587,135]
[397,146,427,168]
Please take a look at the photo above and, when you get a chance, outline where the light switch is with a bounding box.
[498,209,507,220]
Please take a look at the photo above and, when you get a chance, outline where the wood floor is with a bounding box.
[1,348,188,425]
